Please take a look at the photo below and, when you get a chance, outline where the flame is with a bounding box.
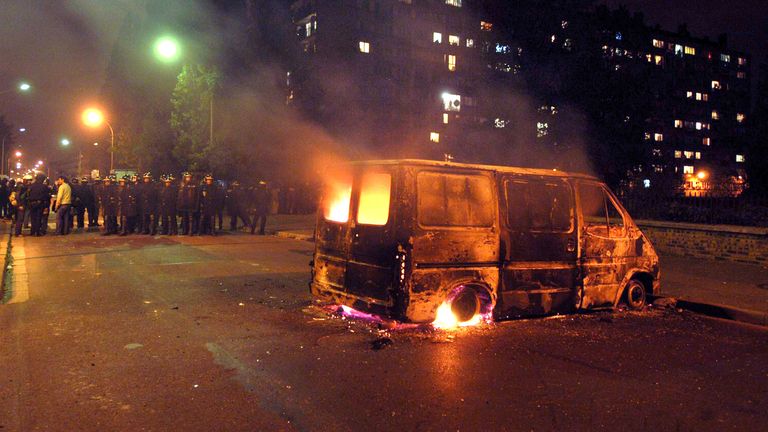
[357,173,391,225]
[432,302,488,330]
[323,175,352,223]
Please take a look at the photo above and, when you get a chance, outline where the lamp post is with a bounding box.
[81,108,115,174]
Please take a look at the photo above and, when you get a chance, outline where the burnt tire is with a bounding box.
[451,289,481,322]
[624,279,647,310]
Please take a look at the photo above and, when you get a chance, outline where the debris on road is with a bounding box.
[371,337,393,350]
[124,343,143,350]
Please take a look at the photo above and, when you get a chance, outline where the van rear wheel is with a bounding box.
[624,279,647,310]
[451,289,481,322]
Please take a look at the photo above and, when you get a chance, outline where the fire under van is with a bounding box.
[310,159,660,324]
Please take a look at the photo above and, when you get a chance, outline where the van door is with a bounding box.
[497,176,579,317]
[313,170,354,296]
[345,169,397,307]
[577,182,632,308]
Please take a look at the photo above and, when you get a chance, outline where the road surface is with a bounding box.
[0,231,766,431]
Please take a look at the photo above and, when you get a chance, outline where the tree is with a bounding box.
[745,64,768,197]
[170,63,221,173]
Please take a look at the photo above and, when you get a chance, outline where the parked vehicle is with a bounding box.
[311,159,660,324]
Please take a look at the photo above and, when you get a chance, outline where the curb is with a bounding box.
[274,230,314,242]
[0,226,13,303]
[673,298,768,327]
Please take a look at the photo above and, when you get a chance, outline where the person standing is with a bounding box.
[138,173,158,235]
[27,174,49,236]
[117,176,137,236]
[158,175,178,235]
[197,174,218,236]
[177,172,199,235]
[250,181,270,235]
[80,177,97,230]
[100,177,118,235]
[70,177,84,231]
[10,176,30,236]
[54,175,72,235]
[226,180,251,231]
[0,178,9,220]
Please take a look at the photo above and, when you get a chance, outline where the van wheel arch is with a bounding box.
[443,283,495,322]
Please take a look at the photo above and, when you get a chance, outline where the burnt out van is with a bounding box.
[311,159,660,324]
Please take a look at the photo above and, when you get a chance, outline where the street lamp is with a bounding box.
[81,107,115,173]
[60,138,71,146]
[14,151,21,158]
[153,36,181,63]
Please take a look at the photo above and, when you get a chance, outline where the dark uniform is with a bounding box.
[100,178,119,235]
[117,178,137,235]
[197,175,218,235]
[215,182,225,231]
[70,178,84,229]
[27,174,50,236]
[158,176,178,235]
[250,182,270,235]
[138,174,158,235]
[226,181,251,230]
[80,177,97,229]
[11,178,30,236]
[177,174,199,235]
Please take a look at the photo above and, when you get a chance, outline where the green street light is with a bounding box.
[153,36,181,63]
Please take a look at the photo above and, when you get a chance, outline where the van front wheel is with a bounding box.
[624,279,647,310]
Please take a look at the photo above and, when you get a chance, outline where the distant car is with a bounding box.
[311,159,660,324]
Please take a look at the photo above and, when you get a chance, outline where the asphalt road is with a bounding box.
[0,230,766,431]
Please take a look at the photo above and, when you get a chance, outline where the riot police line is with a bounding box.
[2,172,274,237]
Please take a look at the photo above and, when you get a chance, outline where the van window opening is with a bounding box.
[357,172,392,225]
[323,173,353,223]
[579,184,625,237]
[417,172,494,227]
[505,179,572,232]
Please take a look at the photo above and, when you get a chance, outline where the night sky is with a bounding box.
[0,0,765,168]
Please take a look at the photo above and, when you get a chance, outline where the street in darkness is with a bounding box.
[1,229,765,431]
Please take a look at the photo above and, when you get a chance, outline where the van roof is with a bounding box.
[347,159,600,181]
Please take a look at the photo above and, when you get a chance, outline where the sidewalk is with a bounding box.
[272,217,768,324]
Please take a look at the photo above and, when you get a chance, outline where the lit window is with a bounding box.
[480,21,493,32]
[561,20,569,29]
[675,44,683,56]
[445,0,462,7]
[465,38,474,48]
[737,71,746,79]
[703,137,710,146]
[684,151,694,159]
[695,122,702,130]
[644,132,651,140]
[695,152,701,159]
[433,32,442,44]
[430,132,440,143]
[736,154,745,163]
[615,32,623,41]
[446,54,456,71]
[443,113,449,124]
[654,55,663,65]
[442,93,461,112]
[683,165,694,174]
[654,133,663,142]
[720,53,731,63]
[736,113,745,123]
[495,43,511,54]
[674,119,683,128]
[536,122,549,138]
[674,150,682,158]
[494,118,509,128]
[738,57,747,66]
[684,46,696,55]
[686,91,693,98]
[448,35,460,46]
[711,80,721,90]
[551,34,557,43]
[695,92,702,101]
[357,172,392,226]
[653,39,665,48]
[358,41,370,53]
[711,110,719,120]
[652,149,662,157]
[323,172,352,223]
[702,93,709,101]
[702,123,710,130]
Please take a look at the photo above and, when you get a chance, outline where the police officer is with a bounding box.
[11,175,32,236]
[27,174,49,236]
[70,177,85,230]
[138,173,158,235]
[197,174,218,235]
[158,175,178,235]
[250,181,270,235]
[117,176,137,235]
[100,176,119,235]
[177,172,199,235]
[80,176,98,229]
[215,179,225,231]
[226,180,251,230]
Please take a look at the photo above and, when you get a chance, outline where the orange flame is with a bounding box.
[432,302,485,330]
[357,173,391,225]
[323,175,352,223]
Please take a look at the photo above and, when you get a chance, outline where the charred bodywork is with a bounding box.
[311,160,660,323]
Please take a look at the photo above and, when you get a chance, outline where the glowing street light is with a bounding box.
[19,82,31,92]
[697,171,708,180]
[61,138,71,146]
[81,107,115,172]
[153,36,181,63]
[14,151,22,157]
[19,128,26,133]
[37,160,43,165]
